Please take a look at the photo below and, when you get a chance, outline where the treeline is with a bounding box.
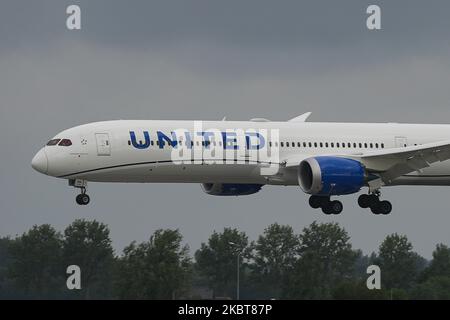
[0,220,450,299]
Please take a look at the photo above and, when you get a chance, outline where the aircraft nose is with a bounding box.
[31,148,48,174]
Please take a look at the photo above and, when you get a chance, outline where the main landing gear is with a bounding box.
[309,192,392,215]
[358,193,392,215]
[70,179,91,206]
[309,195,343,215]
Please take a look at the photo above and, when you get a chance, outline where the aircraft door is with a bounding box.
[95,133,111,156]
[395,136,408,148]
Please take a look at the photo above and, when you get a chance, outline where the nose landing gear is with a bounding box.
[309,195,343,215]
[358,193,392,215]
[75,188,90,205]
[69,179,91,206]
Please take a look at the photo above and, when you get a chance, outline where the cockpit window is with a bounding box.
[46,139,61,146]
[58,139,72,146]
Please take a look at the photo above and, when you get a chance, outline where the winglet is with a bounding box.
[288,112,312,122]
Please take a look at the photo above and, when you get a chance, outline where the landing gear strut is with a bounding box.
[358,193,391,215]
[70,179,90,206]
[309,195,343,215]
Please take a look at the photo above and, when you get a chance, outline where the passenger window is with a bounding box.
[381,143,385,148]
[297,142,301,147]
[308,142,312,147]
[337,143,340,148]
[347,143,351,148]
[353,143,357,148]
[303,142,307,147]
[325,142,329,148]
[47,139,60,146]
[281,142,284,147]
[319,142,323,148]
[370,143,373,148]
[286,142,289,147]
[314,142,317,148]
[359,143,362,148]
[269,141,272,147]
[331,142,334,148]
[59,139,72,146]
[364,143,368,148]
[375,143,379,148]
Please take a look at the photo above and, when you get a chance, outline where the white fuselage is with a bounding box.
[31,120,450,187]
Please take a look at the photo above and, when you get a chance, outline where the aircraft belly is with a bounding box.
[77,162,269,184]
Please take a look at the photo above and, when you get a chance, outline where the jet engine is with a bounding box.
[298,156,366,195]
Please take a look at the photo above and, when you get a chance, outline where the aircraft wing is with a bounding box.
[347,140,450,184]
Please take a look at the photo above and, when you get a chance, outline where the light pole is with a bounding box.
[228,241,242,300]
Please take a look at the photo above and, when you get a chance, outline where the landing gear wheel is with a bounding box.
[309,195,326,209]
[358,194,370,208]
[321,200,343,215]
[370,203,382,215]
[329,200,343,215]
[378,200,392,215]
[366,195,392,215]
[76,193,90,205]
[321,203,334,215]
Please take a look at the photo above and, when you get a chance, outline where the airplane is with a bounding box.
[31,112,450,215]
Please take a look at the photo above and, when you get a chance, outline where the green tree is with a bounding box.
[411,276,450,299]
[8,225,63,298]
[421,244,450,281]
[62,219,115,299]
[195,228,250,299]
[282,222,356,299]
[409,244,450,299]
[115,229,191,299]
[250,223,299,299]
[332,280,389,300]
[377,233,420,290]
[353,250,378,280]
[0,237,20,298]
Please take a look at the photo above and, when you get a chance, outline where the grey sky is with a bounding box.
[2,1,450,259]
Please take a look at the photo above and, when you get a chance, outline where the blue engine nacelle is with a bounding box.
[298,156,366,196]
[201,183,263,196]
